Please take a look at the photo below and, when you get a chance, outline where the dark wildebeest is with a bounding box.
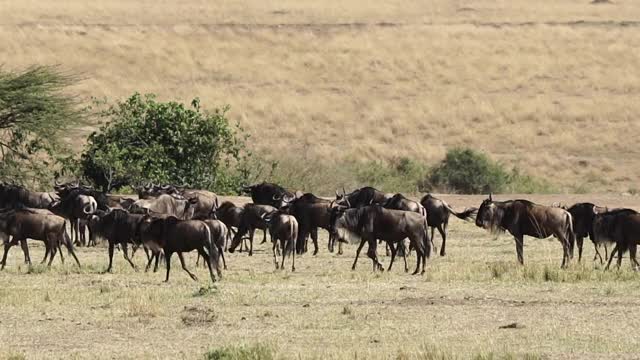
[590,208,640,270]
[559,202,610,263]
[284,193,338,255]
[475,195,575,268]
[228,204,278,256]
[202,219,229,270]
[89,209,146,273]
[0,209,80,269]
[130,194,196,220]
[0,183,58,209]
[241,182,296,208]
[420,194,477,256]
[140,216,220,282]
[331,205,429,274]
[335,186,393,208]
[215,201,245,251]
[262,211,298,271]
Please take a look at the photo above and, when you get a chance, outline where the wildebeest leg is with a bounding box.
[177,252,198,281]
[338,241,343,255]
[430,227,438,255]
[272,238,279,269]
[593,242,604,264]
[280,239,287,271]
[605,244,617,270]
[352,238,367,270]
[197,247,216,282]
[248,229,255,256]
[387,242,397,272]
[366,237,383,272]
[20,239,31,265]
[559,234,570,269]
[217,244,227,270]
[437,224,447,256]
[604,243,609,263]
[41,240,50,264]
[576,236,584,263]
[628,241,640,271]
[62,236,80,267]
[328,232,334,253]
[384,240,390,256]
[0,238,16,270]
[311,228,319,256]
[145,250,155,272]
[402,241,409,273]
[47,240,58,267]
[106,241,115,273]
[164,251,173,282]
[153,251,161,272]
[121,242,137,271]
[261,228,267,244]
[514,235,524,265]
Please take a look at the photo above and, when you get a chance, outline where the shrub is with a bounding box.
[425,148,509,194]
[80,93,252,193]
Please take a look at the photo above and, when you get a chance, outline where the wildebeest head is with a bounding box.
[329,206,360,243]
[475,194,504,233]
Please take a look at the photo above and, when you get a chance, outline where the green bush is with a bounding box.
[425,148,509,194]
[80,93,252,193]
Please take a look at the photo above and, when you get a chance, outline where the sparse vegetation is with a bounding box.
[204,344,274,360]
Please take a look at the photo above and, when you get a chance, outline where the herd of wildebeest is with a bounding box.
[0,180,639,282]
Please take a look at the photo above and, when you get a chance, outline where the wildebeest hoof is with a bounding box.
[190,274,198,281]
[228,248,235,254]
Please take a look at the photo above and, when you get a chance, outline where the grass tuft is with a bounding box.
[204,344,274,360]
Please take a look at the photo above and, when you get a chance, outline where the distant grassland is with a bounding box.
[2,0,640,192]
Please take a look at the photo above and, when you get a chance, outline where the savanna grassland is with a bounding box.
[1,0,640,192]
[1,194,640,359]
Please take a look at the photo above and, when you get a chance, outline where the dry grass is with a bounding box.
[1,195,640,359]
[1,0,639,192]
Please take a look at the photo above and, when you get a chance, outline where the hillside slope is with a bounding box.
[2,0,640,192]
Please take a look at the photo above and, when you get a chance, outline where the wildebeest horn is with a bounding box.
[342,186,346,195]
[54,178,62,186]
[488,193,493,201]
[335,190,340,198]
[272,194,282,201]
[345,197,351,208]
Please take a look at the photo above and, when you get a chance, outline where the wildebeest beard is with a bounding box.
[334,208,364,244]
[479,203,506,235]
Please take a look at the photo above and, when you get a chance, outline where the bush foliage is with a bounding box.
[80,93,252,193]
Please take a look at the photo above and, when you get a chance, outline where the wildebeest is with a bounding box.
[130,194,197,220]
[590,208,639,269]
[475,195,575,268]
[331,205,429,274]
[262,211,298,271]
[335,186,393,208]
[560,202,610,263]
[284,193,338,255]
[140,216,220,282]
[215,201,245,250]
[49,191,98,247]
[136,183,183,199]
[89,209,146,272]
[183,189,219,220]
[202,219,229,270]
[0,182,58,209]
[228,204,278,256]
[0,208,80,269]
[420,194,477,256]
[241,182,296,208]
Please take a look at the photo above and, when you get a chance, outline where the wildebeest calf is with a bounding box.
[263,211,298,271]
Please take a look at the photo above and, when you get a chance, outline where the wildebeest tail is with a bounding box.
[444,202,477,221]
[423,217,431,259]
[204,224,219,275]
[565,212,576,258]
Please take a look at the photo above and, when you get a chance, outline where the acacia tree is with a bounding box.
[81,93,252,193]
[0,66,83,187]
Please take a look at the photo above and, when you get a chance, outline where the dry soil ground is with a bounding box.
[1,194,640,359]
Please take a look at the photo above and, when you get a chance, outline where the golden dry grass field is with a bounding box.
[1,194,640,359]
[1,0,640,192]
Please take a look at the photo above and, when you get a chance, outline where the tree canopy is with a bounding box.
[0,66,83,187]
[80,93,251,193]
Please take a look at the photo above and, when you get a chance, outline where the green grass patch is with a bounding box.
[204,344,274,360]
